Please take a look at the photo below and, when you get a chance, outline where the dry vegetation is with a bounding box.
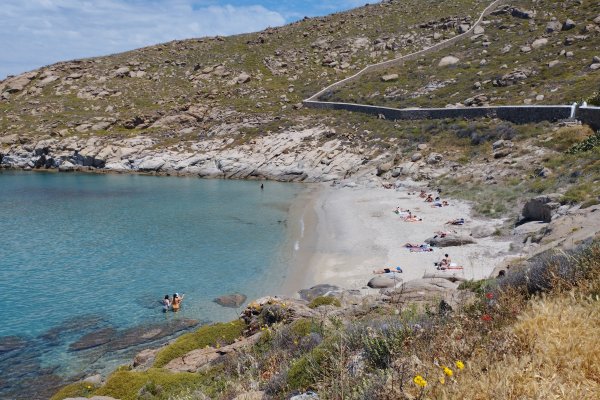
[52,242,600,399]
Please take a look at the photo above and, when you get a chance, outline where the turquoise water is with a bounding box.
[0,171,304,398]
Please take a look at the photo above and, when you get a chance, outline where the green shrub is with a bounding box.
[50,381,98,400]
[94,368,208,400]
[567,131,600,154]
[286,346,329,391]
[308,296,341,309]
[458,279,494,294]
[153,320,246,368]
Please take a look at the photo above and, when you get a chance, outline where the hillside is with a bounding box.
[1,0,600,398]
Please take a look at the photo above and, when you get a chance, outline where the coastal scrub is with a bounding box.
[153,320,246,368]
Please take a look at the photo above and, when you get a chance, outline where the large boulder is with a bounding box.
[521,194,562,223]
[298,284,340,301]
[438,56,460,67]
[214,293,247,308]
[531,38,548,49]
[368,275,400,288]
[425,234,475,247]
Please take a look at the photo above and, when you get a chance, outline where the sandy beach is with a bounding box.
[283,183,514,295]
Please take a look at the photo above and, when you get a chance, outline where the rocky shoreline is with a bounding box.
[0,126,377,183]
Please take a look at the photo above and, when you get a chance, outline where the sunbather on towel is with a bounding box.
[404,215,422,222]
[373,266,403,274]
[445,218,465,225]
[410,247,433,252]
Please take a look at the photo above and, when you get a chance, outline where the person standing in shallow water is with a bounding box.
[162,295,171,312]
[261,183,264,190]
[172,293,184,312]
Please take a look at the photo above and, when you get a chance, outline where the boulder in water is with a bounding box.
[214,293,247,308]
[69,327,116,351]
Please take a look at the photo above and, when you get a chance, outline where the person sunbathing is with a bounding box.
[419,190,427,198]
[373,266,403,274]
[404,243,427,248]
[425,194,434,202]
[410,246,433,252]
[436,262,464,271]
[445,218,465,225]
[404,215,422,222]
[394,207,410,215]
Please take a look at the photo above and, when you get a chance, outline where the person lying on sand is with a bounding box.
[410,247,434,252]
[445,218,465,225]
[425,194,434,203]
[373,267,403,274]
[433,230,456,238]
[394,207,410,215]
[404,243,428,248]
[436,265,464,271]
[431,200,450,208]
[404,215,422,222]
[419,190,427,198]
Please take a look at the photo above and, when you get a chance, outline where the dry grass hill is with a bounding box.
[1,0,600,399]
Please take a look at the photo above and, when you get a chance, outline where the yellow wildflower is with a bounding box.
[443,366,453,377]
[413,375,427,388]
[455,360,465,370]
[439,377,445,385]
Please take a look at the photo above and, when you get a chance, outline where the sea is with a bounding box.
[0,170,306,399]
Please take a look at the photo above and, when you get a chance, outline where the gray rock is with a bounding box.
[473,26,485,35]
[593,56,600,63]
[113,66,130,77]
[590,63,600,71]
[381,74,399,82]
[548,60,560,68]
[214,293,247,308]
[138,158,165,171]
[411,152,423,162]
[133,348,160,369]
[562,19,576,31]
[368,275,399,289]
[290,393,319,400]
[594,15,600,24]
[546,20,562,33]
[376,162,393,176]
[531,38,548,49]
[511,8,535,19]
[493,148,512,159]
[426,152,443,165]
[299,284,341,301]
[235,72,251,84]
[522,194,562,223]
[58,160,76,172]
[458,24,470,34]
[425,234,475,247]
[438,56,460,67]
[471,225,496,238]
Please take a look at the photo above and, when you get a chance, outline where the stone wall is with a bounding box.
[304,100,577,125]
[577,106,600,131]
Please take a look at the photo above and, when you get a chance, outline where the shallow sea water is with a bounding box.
[0,171,304,398]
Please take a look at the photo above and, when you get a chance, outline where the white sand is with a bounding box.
[283,184,514,294]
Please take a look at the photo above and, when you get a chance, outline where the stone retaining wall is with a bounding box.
[577,106,600,130]
[304,101,578,125]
